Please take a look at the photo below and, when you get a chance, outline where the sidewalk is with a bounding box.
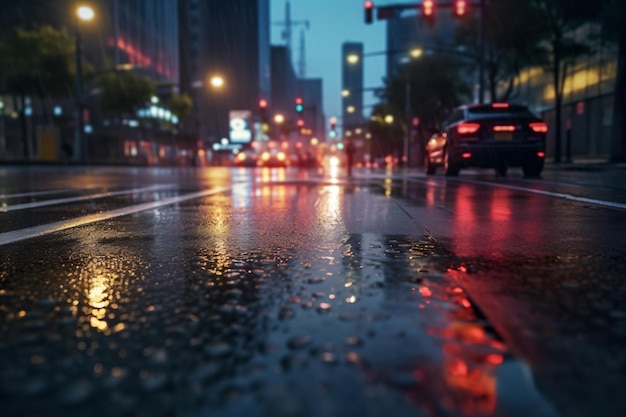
[544,157,626,171]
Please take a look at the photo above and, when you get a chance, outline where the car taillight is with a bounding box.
[457,123,480,135]
[529,122,548,133]
[493,125,516,132]
[492,102,509,108]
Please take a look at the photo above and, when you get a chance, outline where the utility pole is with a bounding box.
[273,1,310,77]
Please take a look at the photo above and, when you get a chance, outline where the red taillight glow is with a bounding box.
[462,152,472,159]
[530,122,548,133]
[492,102,509,108]
[537,151,545,158]
[493,125,516,132]
[457,123,480,135]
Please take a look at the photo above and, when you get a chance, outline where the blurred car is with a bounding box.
[424,103,548,177]
[290,151,321,168]
[258,150,288,167]
[233,149,258,167]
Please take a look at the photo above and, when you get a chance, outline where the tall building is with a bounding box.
[342,42,364,129]
[298,79,325,141]
[182,0,270,144]
[105,0,179,84]
[386,15,456,78]
[271,46,299,121]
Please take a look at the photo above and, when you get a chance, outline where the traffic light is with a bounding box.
[295,97,304,113]
[364,1,374,24]
[297,119,305,128]
[422,0,434,18]
[259,99,268,124]
[454,0,467,17]
[330,116,337,130]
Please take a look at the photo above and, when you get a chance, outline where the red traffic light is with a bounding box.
[364,1,374,24]
[295,97,303,105]
[259,99,268,109]
[454,0,467,17]
[297,119,305,127]
[422,0,434,17]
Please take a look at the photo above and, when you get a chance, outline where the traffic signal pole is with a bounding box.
[365,1,486,104]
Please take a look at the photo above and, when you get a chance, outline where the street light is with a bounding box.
[409,48,424,59]
[274,114,285,124]
[77,5,95,21]
[384,115,394,124]
[209,75,225,89]
[75,4,94,162]
[342,89,350,97]
[346,54,360,64]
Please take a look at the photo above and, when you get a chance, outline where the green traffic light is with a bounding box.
[296,104,304,113]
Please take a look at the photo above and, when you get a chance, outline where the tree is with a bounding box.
[96,70,154,119]
[0,26,76,158]
[455,0,549,102]
[167,92,193,122]
[599,0,626,162]
[373,55,472,162]
[535,0,602,163]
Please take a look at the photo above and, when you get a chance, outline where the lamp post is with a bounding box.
[346,48,423,167]
[75,5,94,162]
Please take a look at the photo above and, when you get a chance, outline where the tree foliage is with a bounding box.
[96,71,155,117]
[0,25,75,98]
[377,54,471,132]
[168,93,193,120]
[455,0,549,101]
[370,55,471,159]
[533,0,602,162]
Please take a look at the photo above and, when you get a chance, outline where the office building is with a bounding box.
[342,42,364,129]
[184,0,270,145]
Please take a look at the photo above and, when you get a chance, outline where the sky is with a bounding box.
[270,0,391,122]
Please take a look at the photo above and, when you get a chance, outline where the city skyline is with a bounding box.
[270,0,388,125]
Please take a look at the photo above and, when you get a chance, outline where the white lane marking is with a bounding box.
[462,178,626,210]
[408,177,626,211]
[0,189,77,199]
[0,185,172,213]
[0,186,230,246]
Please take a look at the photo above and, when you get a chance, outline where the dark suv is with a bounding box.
[424,103,548,177]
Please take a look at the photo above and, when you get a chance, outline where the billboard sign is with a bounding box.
[229,110,253,144]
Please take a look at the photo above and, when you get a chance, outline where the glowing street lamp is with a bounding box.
[77,5,95,21]
[274,114,285,124]
[410,48,424,59]
[384,115,394,124]
[346,54,360,64]
[209,75,225,89]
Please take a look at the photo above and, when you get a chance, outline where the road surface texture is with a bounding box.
[1,164,625,417]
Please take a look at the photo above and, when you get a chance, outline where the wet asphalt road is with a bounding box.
[1,164,625,417]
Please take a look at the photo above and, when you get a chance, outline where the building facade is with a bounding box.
[0,0,182,164]
[342,42,364,130]
[386,14,456,79]
[500,24,617,160]
[185,0,270,147]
